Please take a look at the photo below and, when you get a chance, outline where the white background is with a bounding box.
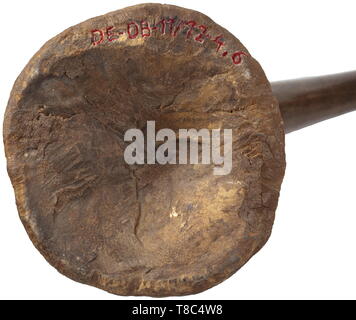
[1,0,356,300]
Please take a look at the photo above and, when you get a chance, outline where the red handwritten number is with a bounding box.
[185,21,196,38]
[213,35,224,52]
[157,19,167,34]
[232,51,248,65]
[166,18,176,34]
[127,22,139,39]
[173,20,184,37]
[195,25,208,43]
[91,29,104,46]
[91,19,247,67]
[141,21,151,37]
